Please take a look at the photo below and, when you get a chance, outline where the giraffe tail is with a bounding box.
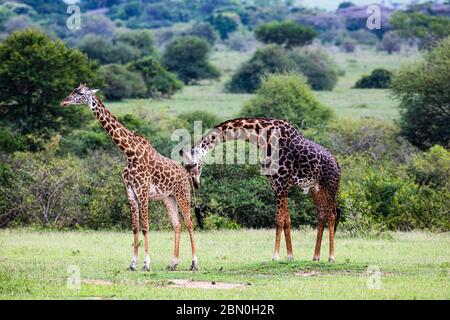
[335,206,342,232]
[195,207,204,230]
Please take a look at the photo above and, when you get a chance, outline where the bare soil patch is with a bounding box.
[167,279,248,289]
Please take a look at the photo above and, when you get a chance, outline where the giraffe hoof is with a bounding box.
[167,265,177,271]
[287,255,294,261]
[328,256,335,263]
[128,265,137,271]
[190,262,199,272]
[272,255,280,261]
[142,265,150,272]
[313,256,320,261]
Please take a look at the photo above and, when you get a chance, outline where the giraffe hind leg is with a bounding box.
[126,185,140,271]
[163,196,181,271]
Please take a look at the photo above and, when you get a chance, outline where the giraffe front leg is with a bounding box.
[273,195,288,261]
[176,191,199,271]
[126,186,140,271]
[140,194,150,271]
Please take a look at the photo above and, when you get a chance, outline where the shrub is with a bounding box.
[207,13,238,40]
[98,64,147,100]
[78,34,141,65]
[254,21,317,49]
[409,145,450,189]
[323,119,417,163]
[354,68,392,89]
[240,73,333,129]
[0,30,97,150]
[113,29,156,58]
[177,111,221,133]
[377,32,402,54]
[184,22,218,45]
[162,36,220,84]
[226,45,295,93]
[197,163,315,229]
[391,37,450,149]
[288,49,338,91]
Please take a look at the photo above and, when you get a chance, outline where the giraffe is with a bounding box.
[61,83,200,271]
[181,117,341,262]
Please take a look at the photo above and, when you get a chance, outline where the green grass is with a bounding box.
[108,48,419,122]
[1,229,448,299]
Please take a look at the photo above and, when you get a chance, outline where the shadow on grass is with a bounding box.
[226,260,369,276]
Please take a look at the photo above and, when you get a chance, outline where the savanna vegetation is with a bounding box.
[0,0,449,300]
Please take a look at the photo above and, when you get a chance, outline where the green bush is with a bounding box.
[128,56,183,98]
[185,22,218,45]
[391,12,450,50]
[177,111,222,133]
[162,36,220,84]
[391,37,450,149]
[98,64,147,101]
[254,21,317,49]
[409,145,450,189]
[240,73,333,129]
[226,45,295,93]
[288,49,338,91]
[354,68,392,89]
[197,163,315,229]
[114,29,156,58]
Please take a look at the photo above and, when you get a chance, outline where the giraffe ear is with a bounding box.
[91,89,99,94]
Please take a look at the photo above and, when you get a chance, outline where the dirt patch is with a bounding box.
[294,271,320,277]
[83,279,115,286]
[167,279,248,290]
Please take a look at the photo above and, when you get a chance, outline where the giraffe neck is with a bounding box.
[88,95,140,154]
[191,118,284,165]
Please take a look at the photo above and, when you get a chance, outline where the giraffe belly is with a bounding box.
[148,183,171,200]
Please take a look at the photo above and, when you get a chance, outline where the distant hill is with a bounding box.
[299,0,446,11]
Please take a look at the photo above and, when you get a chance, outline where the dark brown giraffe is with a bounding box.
[61,83,199,271]
[181,118,341,262]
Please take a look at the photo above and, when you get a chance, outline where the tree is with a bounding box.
[128,57,183,98]
[391,12,450,50]
[226,45,294,93]
[114,29,156,58]
[0,30,97,149]
[377,32,402,54]
[185,22,218,45]
[207,13,238,40]
[391,37,450,149]
[337,2,355,10]
[254,21,317,49]
[162,36,220,84]
[240,73,333,129]
[288,49,338,91]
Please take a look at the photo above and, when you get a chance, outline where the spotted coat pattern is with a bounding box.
[61,83,198,271]
[184,118,341,262]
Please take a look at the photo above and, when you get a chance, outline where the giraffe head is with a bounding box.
[60,82,99,107]
[180,149,204,189]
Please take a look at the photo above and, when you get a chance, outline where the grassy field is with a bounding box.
[108,48,419,122]
[0,229,448,299]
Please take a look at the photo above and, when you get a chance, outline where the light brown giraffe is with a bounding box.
[61,83,200,271]
[182,118,341,262]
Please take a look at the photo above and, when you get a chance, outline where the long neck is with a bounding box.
[191,118,285,164]
[88,95,142,154]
